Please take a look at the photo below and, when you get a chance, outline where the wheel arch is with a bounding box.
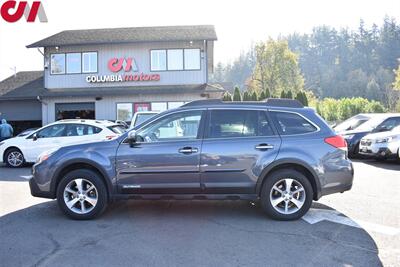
[3,146,23,162]
[256,159,322,200]
[51,160,113,200]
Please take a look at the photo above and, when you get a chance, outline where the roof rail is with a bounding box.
[182,98,304,108]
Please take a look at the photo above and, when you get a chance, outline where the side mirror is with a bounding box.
[32,133,38,141]
[127,130,137,147]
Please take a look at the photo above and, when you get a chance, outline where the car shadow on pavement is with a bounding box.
[0,199,382,267]
[352,158,400,171]
[0,165,32,182]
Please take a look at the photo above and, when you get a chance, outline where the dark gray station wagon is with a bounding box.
[29,99,354,220]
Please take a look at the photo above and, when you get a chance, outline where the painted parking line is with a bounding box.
[303,208,400,236]
[20,175,32,180]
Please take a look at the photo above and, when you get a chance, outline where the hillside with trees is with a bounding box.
[212,17,400,120]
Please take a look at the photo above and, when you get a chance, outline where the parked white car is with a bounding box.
[129,111,158,129]
[0,120,126,168]
[359,125,400,160]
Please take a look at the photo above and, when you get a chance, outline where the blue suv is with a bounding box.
[29,99,354,220]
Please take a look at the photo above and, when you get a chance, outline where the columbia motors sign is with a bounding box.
[86,57,161,84]
[0,1,47,22]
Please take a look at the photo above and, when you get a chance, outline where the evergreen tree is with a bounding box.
[233,87,242,101]
[280,91,286,98]
[251,91,258,101]
[222,92,232,101]
[243,91,250,101]
[287,90,293,99]
[265,89,270,98]
[259,91,266,101]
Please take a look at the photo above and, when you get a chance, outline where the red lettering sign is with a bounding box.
[0,1,47,23]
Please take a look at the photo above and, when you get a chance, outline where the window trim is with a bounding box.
[183,48,201,71]
[150,48,202,72]
[204,109,277,140]
[122,109,206,144]
[82,51,98,74]
[66,52,82,74]
[116,102,134,122]
[268,109,320,136]
[50,53,66,75]
[50,51,98,75]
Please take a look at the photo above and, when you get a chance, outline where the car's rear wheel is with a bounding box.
[57,169,108,220]
[5,148,25,168]
[260,169,313,220]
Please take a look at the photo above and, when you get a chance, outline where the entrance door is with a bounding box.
[55,102,95,120]
[116,110,205,194]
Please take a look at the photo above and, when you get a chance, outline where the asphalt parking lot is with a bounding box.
[0,160,399,267]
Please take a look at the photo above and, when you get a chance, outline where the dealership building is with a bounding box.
[0,25,225,132]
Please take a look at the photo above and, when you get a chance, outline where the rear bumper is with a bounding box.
[319,159,354,198]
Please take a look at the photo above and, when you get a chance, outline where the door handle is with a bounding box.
[255,144,274,150]
[178,147,198,154]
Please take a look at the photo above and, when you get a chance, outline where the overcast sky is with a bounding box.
[0,0,399,80]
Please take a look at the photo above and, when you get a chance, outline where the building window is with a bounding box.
[184,49,201,70]
[151,102,167,112]
[167,49,184,70]
[50,54,65,74]
[117,103,133,122]
[168,102,184,109]
[66,53,81,74]
[82,52,98,73]
[151,50,167,71]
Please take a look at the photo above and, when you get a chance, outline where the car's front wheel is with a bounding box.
[57,169,108,220]
[260,169,313,220]
[5,148,25,168]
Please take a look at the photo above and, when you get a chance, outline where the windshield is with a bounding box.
[334,116,368,132]
[135,114,157,127]
[354,116,386,131]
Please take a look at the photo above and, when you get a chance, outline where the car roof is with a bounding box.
[51,119,118,127]
[181,99,304,109]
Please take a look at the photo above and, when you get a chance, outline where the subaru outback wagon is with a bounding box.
[29,99,354,220]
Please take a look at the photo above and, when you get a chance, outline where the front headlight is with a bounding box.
[375,136,396,143]
[36,148,59,164]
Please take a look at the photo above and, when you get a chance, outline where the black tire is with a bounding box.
[4,148,25,168]
[260,169,313,221]
[57,169,108,220]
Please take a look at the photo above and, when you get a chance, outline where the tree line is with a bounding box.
[212,16,400,118]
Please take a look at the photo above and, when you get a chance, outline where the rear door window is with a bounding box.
[207,110,274,138]
[65,124,103,136]
[270,111,317,135]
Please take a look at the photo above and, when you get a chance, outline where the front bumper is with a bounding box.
[29,161,55,199]
[359,142,398,159]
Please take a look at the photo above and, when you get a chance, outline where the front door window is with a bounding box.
[136,110,203,142]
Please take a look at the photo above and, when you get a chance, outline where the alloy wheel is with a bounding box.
[63,178,98,214]
[7,151,24,167]
[269,178,306,215]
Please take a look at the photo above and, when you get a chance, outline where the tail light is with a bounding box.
[106,135,117,140]
[324,135,347,150]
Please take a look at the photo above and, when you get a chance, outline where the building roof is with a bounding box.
[0,71,44,100]
[0,71,224,100]
[27,25,217,48]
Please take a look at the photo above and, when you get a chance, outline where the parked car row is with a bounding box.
[334,113,400,160]
[0,119,127,168]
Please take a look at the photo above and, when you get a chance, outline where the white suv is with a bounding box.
[0,120,126,168]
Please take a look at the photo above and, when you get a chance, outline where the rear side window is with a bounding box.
[207,110,274,138]
[270,111,317,135]
[108,125,127,134]
[65,124,103,136]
